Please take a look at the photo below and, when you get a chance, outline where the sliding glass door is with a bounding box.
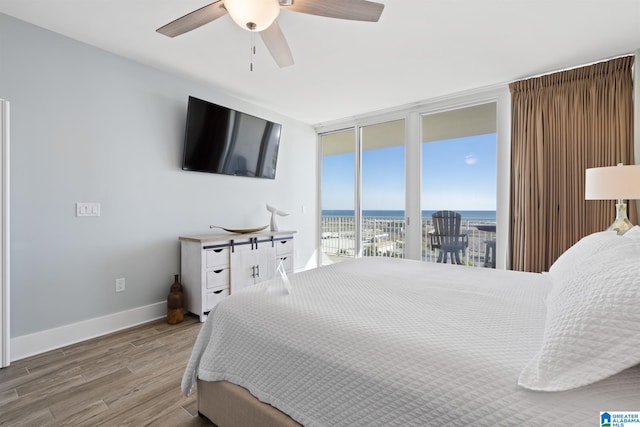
[320,120,405,265]
[361,120,405,258]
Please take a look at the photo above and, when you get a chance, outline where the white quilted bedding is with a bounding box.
[182,257,640,426]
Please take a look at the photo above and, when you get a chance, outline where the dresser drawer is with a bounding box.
[277,255,294,273]
[205,287,229,311]
[206,268,230,289]
[275,238,293,256]
[206,247,229,268]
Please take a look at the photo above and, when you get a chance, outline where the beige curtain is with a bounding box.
[510,56,635,273]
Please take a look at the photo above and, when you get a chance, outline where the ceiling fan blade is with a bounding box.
[284,0,384,22]
[157,1,228,37]
[260,21,294,68]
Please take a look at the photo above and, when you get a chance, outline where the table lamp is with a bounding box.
[585,163,640,234]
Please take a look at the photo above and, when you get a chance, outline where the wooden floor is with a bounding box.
[0,314,214,426]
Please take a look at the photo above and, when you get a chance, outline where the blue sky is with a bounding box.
[322,133,497,211]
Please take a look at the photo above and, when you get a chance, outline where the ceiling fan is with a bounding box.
[156,0,385,68]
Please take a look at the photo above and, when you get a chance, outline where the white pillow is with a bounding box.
[548,230,620,281]
[623,225,640,239]
[519,238,640,391]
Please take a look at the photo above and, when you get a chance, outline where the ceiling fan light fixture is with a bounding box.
[224,0,281,32]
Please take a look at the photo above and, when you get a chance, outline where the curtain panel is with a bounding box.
[509,56,635,273]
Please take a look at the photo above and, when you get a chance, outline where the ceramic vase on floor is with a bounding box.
[167,274,184,324]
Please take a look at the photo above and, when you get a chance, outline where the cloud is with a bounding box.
[465,154,478,165]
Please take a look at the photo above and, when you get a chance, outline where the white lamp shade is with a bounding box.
[585,164,640,200]
[224,0,280,31]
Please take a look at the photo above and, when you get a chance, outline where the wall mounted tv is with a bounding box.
[182,96,282,179]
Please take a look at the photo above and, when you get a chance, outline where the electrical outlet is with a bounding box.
[115,278,125,292]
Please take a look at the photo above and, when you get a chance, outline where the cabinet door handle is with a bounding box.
[256,265,260,277]
[212,289,224,295]
[213,269,223,274]
[251,265,256,278]
[214,248,223,253]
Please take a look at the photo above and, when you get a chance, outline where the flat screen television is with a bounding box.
[182,96,282,179]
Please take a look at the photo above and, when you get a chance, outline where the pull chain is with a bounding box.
[250,28,256,72]
[246,22,257,72]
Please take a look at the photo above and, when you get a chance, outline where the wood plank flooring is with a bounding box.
[0,314,214,426]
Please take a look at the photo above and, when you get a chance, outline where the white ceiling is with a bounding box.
[1,0,639,125]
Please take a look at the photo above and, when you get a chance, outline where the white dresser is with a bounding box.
[179,231,295,321]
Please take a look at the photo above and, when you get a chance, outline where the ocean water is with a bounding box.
[322,209,496,220]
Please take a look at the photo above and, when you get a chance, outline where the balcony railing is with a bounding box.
[321,216,496,267]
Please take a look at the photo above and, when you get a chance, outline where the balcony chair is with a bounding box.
[430,210,470,264]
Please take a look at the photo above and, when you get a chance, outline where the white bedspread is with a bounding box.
[182,257,640,426]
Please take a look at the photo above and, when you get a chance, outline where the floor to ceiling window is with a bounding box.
[421,103,497,266]
[320,129,356,265]
[318,90,507,269]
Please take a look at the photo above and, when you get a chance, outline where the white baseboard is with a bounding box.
[10,301,166,362]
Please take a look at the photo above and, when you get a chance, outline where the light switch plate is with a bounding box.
[76,202,100,217]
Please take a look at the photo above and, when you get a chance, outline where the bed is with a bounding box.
[182,229,640,426]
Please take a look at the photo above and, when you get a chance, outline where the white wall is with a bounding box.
[0,14,317,349]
